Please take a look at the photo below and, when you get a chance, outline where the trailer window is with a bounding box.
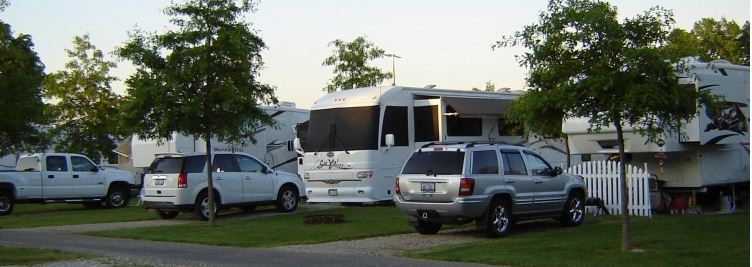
[414,106,439,142]
[305,106,380,152]
[382,106,408,146]
[446,116,482,136]
[402,151,465,175]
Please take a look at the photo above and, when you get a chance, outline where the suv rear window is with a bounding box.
[402,151,465,175]
[150,155,206,174]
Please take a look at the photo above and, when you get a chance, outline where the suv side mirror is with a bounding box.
[385,134,395,148]
[553,166,563,176]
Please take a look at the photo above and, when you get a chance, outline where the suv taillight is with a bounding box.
[395,178,401,195]
[178,172,187,188]
[459,178,475,196]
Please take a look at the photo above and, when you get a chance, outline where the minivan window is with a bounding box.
[501,149,527,175]
[150,158,183,174]
[46,156,68,172]
[472,150,499,174]
[402,151,465,175]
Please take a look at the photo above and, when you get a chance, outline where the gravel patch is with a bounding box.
[277,227,485,257]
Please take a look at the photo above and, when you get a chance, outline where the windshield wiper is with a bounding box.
[330,124,350,155]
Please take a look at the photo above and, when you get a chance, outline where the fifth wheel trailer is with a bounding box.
[114,102,310,184]
[563,60,749,210]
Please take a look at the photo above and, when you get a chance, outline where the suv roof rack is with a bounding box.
[420,141,466,148]
[420,141,522,149]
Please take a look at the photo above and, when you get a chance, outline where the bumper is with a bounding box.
[143,201,193,211]
[394,195,490,224]
[305,186,392,203]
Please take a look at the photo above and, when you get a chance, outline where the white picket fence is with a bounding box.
[567,161,652,217]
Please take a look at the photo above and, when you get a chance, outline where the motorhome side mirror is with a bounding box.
[385,134,395,148]
[293,138,303,154]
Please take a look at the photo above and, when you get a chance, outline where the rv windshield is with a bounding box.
[304,106,380,152]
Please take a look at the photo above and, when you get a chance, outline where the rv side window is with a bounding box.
[446,116,482,136]
[414,106,439,142]
[471,150,499,174]
[500,149,527,175]
[381,106,408,146]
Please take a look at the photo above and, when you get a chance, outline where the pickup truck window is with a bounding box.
[16,156,39,171]
[46,156,68,171]
[71,156,96,172]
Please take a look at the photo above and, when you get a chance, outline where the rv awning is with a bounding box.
[442,97,514,118]
[112,136,132,158]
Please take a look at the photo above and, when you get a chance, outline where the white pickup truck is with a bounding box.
[0,153,137,215]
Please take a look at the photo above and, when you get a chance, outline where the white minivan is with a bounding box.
[142,152,305,220]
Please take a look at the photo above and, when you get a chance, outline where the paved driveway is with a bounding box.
[0,205,492,267]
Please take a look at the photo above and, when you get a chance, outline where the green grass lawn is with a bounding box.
[0,245,85,265]
[407,213,750,267]
[90,206,415,247]
[0,199,160,229]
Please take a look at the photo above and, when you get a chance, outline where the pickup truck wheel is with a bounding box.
[414,220,442,235]
[485,198,512,238]
[0,194,14,216]
[561,191,585,227]
[105,187,128,208]
[194,191,218,221]
[276,185,299,213]
[156,210,179,219]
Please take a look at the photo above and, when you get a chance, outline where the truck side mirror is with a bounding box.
[385,134,395,148]
[293,138,304,155]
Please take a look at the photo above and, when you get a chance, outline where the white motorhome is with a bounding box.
[115,102,310,181]
[563,60,749,205]
[295,86,549,203]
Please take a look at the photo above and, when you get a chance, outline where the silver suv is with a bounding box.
[394,142,586,237]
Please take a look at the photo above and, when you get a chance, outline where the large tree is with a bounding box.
[669,18,750,65]
[117,0,276,225]
[0,4,46,157]
[496,0,705,251]
[43,34,122,163]
[322,36,392,93]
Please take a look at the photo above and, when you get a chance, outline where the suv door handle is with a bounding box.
[534,180,543,184]
[244,176,251,180]
[216,177,223,180]
[504,179,514,184]
[73,175,79,178]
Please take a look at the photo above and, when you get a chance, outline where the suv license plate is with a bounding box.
[328,189,338,196]
[421,182,435,192]
[155,179,165,186]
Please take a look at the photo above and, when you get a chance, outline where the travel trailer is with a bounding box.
[294,86,567,203]
[115,102,310,183]
[563,60,750,209]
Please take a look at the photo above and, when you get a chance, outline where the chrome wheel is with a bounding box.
[492,205,510,233]
[486,198,512,237]
[109,192,125,207]
[568,198,584,223]
[282,191,296,210]
[200,197,214,218]
[276,186,299,213]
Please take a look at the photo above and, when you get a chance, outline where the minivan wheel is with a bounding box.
[105,187,128,208]
[414,220,442,235]
[194,191,218,221]
[0,194,14,216]
[561,191,585,227]
[156,210,179,219]
[485,198,512,237]
[276,185,299,213]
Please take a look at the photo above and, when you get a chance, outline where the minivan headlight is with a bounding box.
[357,171,373,178]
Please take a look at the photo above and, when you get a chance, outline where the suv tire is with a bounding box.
[561,191,585,227]
[156,210,179,219]
[485,198,512,237]
[414,220,442,235]
[105,187,128,208]
[276,185,299,213]
[195,191,218,221]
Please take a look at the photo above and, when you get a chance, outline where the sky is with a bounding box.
[2,0,749,109]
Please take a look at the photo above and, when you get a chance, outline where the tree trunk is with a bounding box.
[204,130,216,226]
[614,120,632,251]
